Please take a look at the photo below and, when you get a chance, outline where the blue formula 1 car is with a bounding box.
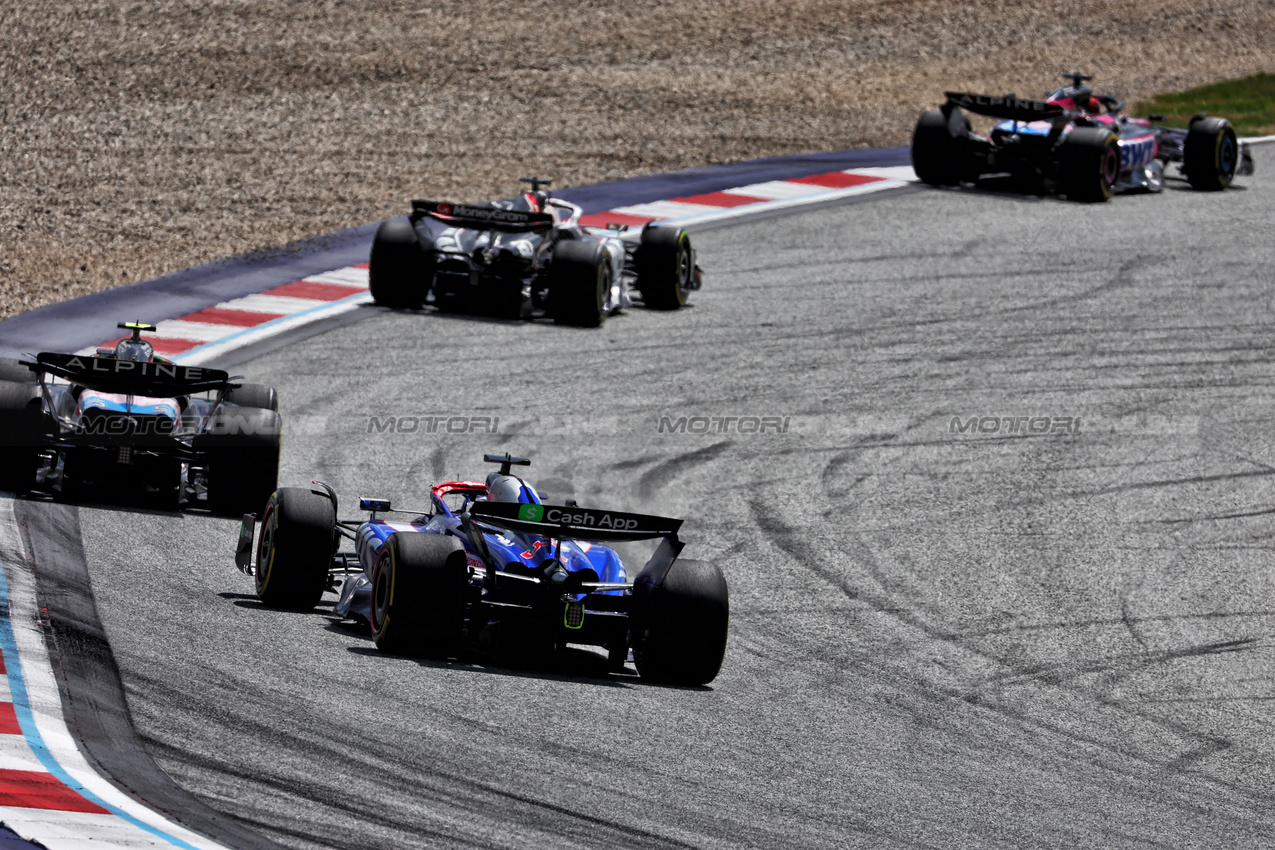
[367,178,703,327]
[235,453,729,686]
[0,322,281,515]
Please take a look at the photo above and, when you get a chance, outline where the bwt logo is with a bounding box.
[657,416,790,435]
[367,416,501,434]
[949,416,1081,436]
[1120,135,1157,170]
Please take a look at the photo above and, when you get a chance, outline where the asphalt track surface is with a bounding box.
[61,154,1275,849]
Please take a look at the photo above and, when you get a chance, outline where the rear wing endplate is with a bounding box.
[944,92,1064,122]
[469,501,682,543]
[410,200,555,232]
[29,353,231,397]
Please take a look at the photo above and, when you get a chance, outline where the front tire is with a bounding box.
[548,240,611,328]
[254,488,335,610]
[369,219,431,309]
[1184,116,1239,191]
[632,558,729,686]
[1059,127,1119,202]
[370,533,468,657]
[635,227,694,310]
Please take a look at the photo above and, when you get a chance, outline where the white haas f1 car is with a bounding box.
[0,322,281,515]
[912,72,1255,201]
[235,453,729,686]
[368,178,703,326]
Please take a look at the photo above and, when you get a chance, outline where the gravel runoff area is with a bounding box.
[2,0,1272,323]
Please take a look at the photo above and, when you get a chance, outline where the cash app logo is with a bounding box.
[518,505,544,522]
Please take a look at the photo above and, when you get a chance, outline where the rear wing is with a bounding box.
[469,501,682,543]
[410,200,555,232]
[28,353,231,397]
[944,92,1064,122]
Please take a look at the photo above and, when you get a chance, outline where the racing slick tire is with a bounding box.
[0,358,35,385]
[548,240,612,328]
[369,218,431,309]
[223,382,279,412]
[197,407,282,518]
[370,532,468,657]
[0,381,45,494]
[1184,116,1239,191]
[635,226,694,310]
[631,558,729,686]
[911,108,969,187]
[254,487,335,610]
[1059,127,1119,202]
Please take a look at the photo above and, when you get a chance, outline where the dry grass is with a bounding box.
[2,0,1272,321]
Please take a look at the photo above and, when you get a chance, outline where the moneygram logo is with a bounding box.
[518,505,544,522]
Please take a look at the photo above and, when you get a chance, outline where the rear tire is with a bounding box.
[197,407,282,517]
[0,381,44,494]
[370,533,468,657]
[635,227,693,310]
[1059,127,1119,202]
[548,240,611,327]
[223,382,278,412]
[911,108,968,186]
[369,219,431,309]
[632,558,729,686]
[254,487,335,610]
[1184,116,1239,191]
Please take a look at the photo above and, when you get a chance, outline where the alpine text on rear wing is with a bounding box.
[944,92,1065,122]
[30,353,232,397]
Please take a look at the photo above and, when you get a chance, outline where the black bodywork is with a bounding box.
[0,350,280,515]
[368,179,702,323]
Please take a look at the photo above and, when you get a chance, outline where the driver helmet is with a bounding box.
[486,472,539,504]
[114,338,154,362]
[523,191,549,213]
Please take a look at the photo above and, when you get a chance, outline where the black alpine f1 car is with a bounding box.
[235,453,729,685]
[912,72,1255,201]
[0,322,281,515]
[368,177,703,326]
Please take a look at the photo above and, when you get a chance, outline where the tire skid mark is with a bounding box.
[635,441,733,501]
[134,668,697,849]
[994,255,1148,316]
[745,495,1271,786]
[970,638,1259,697]
[1072,466,1275,499]
[745,496,948,639]
[1119,586,1151,652]
[958,608,1272,639]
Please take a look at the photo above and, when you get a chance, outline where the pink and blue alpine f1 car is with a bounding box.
[912,72,1255,201]
[235,453,729,685]
[0,322,280,515]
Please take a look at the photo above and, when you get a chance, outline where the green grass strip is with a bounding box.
[1135,72,1275,137]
